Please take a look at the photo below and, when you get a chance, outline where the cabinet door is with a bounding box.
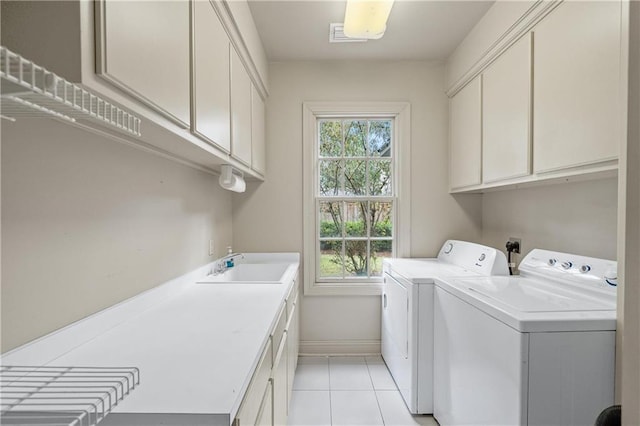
[192,0,231,152]
[273,331,288,426]
[231,48,253,166]
[235,338,272,425]
[533,1,621,173]
[286,294,299,413]
[256,380,273,426]
[450,76,482,189]
[482,34,532,183]
[252,85,266,175]
[98,1,190,126]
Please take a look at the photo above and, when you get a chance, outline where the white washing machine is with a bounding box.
[381,240,509,414]
[434,249,617,426]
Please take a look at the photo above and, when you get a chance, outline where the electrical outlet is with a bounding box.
[508,237,521,254]
[209,240,215,257]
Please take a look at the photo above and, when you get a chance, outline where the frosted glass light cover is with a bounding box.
[343,0,394,40]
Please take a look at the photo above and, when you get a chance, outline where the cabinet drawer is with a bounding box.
[286,281,298,320]
[272,304,287,363]
[286,294,298,332]
[235,337,272,425]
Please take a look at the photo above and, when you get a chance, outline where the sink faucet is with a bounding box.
[213,252,245,275]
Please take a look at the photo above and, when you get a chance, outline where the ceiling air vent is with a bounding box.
[329,23,368,43]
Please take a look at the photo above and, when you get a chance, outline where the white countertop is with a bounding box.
[2,253,300,425]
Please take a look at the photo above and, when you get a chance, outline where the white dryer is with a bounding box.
[434,249,617,426]
[381,240,509,414]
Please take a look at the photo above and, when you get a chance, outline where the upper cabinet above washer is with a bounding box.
[482,33,532,184]
[449,77,482,190]
[445,0,625,193]
[533,0,621,174]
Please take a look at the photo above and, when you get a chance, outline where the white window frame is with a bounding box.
[303,102,411,296]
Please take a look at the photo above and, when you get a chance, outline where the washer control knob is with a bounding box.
[548,258,557,266]
[604,268,618,287]
[561,261,573,270]
[478,253,486,261]
[579,265,592,273]
[444,243,453,254]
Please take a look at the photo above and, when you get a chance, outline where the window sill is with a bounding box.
[304,282,383,296]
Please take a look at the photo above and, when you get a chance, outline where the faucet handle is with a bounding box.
[227,246,233,255]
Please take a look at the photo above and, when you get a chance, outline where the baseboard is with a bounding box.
[299,339,381,356]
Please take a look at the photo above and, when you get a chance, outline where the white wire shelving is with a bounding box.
[0,365,140,426]
[0,46,142,137]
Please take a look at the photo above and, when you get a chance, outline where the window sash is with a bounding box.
[314,116,396,283]
[314,196,398,285]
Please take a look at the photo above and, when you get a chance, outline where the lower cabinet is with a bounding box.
[286,293,299,414]
[235,278,299,425]
[256,380,273,426]
[273,331,288,425]
[234,336,273,425]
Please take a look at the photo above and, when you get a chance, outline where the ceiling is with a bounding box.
[248,0,494,62]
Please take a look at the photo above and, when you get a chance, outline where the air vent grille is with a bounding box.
[329,23,368,43]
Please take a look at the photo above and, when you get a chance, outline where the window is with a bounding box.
[303,102,411,296]
[317,119,393,280]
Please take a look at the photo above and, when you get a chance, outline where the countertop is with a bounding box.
[2,253,300,426]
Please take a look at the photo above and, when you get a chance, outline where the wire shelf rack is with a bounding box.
[1,46,142,137]
[0,365,140,426]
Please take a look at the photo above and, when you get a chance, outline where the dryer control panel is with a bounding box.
[437,240,509,277]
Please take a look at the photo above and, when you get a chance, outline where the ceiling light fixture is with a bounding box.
[343,0,395,40]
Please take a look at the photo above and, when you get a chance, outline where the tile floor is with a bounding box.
[288,356,438,426]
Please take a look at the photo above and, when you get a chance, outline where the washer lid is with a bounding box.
[437,275,617,332]
[462,276,616,312]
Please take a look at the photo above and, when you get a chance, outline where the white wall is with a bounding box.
[482,178,619,264]
[1,118,233,352]
[232,61,482,350]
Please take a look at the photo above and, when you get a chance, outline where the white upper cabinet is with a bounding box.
[2,1,269,178]
[231,48,253,167]
[533,1,621,173]
[252,86,266,175]
[450,76,482,190]
[482,33,532,183]
[98,1,191,127]
[191,0,231,153]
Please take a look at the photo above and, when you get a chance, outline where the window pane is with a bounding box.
[369,160,392,196]
[319,121,342,157]
[344,201,367,237]
[319,240,343,278]
[319,160,343,195]
[344,160,366,196]
[370,240,391,276]
[370,202,392,237]
[368,120,391,157]
[344,240,368,277]
[344,120,367,157]
[319,201,343,238]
